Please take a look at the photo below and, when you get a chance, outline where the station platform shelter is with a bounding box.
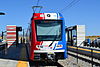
[66,25,85,46]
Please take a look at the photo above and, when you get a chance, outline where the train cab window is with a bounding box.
[35,20,62,41]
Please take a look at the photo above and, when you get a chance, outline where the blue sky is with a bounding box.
[0,0,100,36]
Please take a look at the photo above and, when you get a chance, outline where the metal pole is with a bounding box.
[2,31,3,39]
[77,46,78,64]
[91,49,93,67]
[23,29,24,44]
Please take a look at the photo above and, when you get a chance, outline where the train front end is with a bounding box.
[30,13,67,62]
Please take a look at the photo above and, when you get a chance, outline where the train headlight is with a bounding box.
[36,45,43,49]
[40,14,44,17]
[56,44,63,49]
[47,14,51,17]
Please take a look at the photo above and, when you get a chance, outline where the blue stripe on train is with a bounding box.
[53,13,67,59]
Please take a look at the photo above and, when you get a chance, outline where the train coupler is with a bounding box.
[47,52,55,61]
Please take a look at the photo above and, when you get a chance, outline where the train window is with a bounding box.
[35,20,62,41]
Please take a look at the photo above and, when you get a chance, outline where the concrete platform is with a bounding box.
[0,44,30,67]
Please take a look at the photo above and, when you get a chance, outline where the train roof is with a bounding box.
[32,13,63,20]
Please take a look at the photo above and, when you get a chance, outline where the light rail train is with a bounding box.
[26,13,67,62]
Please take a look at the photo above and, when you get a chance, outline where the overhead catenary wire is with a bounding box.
[59,0,80,13]
[36,0,40,6]
[63,0,69,4]
[35,0,40,12]
[33,0,80,13]
[33,0,42,13]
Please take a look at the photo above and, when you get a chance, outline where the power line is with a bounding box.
[32,0,42,13]
[36,0,40,6]
[63,0,69,4]
[59,0,80,13]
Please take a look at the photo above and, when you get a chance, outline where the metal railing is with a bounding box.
[68,46,100,67]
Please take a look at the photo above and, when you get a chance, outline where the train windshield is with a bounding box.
[35,20,62,41]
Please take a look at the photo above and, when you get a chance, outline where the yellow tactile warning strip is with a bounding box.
[16,61,28,67]
[68,46,100,53]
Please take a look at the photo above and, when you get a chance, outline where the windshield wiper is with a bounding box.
[49,28,61,47]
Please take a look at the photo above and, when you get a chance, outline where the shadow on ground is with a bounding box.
[29,61,63,67]
[0,44,64,67]
[0,44,28,61]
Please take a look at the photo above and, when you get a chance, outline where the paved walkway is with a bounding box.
[0,44,29,67]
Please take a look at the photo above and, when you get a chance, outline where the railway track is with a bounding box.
[68,46,100,66]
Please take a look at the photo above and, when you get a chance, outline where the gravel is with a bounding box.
[58,55,100,67]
